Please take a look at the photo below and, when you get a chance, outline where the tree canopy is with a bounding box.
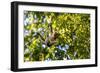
[24,11,90,62]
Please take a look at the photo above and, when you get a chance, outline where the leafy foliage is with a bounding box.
[24,11,90,62]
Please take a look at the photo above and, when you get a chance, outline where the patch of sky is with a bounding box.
[57,44,69,52]
[37,28,44,32]
[42,44,46,48]
[24,30,30,36]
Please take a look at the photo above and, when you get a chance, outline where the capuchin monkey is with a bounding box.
[37,30,59,47]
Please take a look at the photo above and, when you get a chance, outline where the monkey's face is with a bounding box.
[51,31,60,41]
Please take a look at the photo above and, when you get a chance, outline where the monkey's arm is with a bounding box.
[49,23,53,34]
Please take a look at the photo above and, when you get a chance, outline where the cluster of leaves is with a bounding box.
[24,11,90,62]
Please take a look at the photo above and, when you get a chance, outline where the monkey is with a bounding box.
[45,30,59,47]
[37,30,59,47]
